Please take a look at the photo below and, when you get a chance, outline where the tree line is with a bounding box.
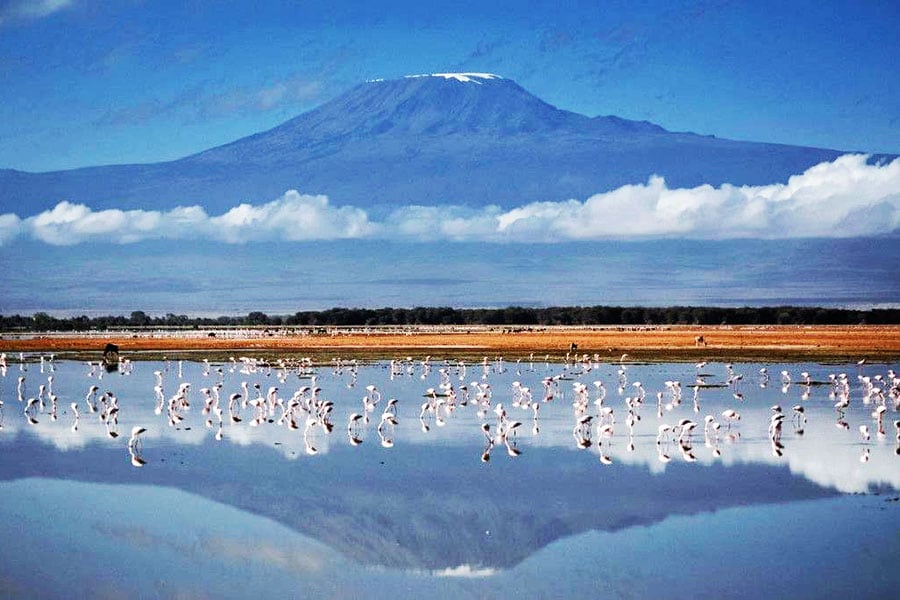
[1,306,898,331]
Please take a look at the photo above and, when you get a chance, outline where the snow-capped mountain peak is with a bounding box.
[403,72,502,84]
[0,74,854,215]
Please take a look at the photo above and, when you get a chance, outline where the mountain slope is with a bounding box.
[0,73,857,214]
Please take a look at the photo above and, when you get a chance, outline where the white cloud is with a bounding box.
[16,191,373,246]
[0,212,23,244]
[200,77,322,118]
[485,154,900,241]
[386,204,502,241]
[432,564,498,578]
[26,201,208,245]
[210,191,373,242]
[1,155,897,246]
[0,0,72,25]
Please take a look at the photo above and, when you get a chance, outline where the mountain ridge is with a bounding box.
[0,73,871,214]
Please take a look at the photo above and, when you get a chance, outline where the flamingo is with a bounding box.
[769,413,785,439]
[675,419,697,445]
[872,405,887,436]
[703,415,720,447]
[656,424,672,445]
[721,409,741,430]
[347,413,364,446]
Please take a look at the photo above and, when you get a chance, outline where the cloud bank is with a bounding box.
[18,191,372,245]
[1,155,898,246]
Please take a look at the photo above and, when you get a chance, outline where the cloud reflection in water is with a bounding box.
[0,356,897,579]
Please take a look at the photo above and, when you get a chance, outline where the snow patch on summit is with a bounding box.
[404,72,501,84]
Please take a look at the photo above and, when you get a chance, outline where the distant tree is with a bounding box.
[247,311,269,326]
[130,311,151,327]
[32,312,54,330]
[3,305,900,330]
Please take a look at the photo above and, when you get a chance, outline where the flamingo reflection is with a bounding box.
[128,426,147,467]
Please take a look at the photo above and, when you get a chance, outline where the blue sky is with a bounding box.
[1,0,899,315]
[0,0,898,172]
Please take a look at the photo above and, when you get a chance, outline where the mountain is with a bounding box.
[0,73,862,214]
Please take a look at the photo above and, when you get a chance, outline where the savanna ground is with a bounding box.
[2,325,899,363]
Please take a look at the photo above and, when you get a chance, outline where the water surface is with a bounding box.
[0,354,897,598]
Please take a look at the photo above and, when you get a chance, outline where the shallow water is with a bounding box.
[0,355,897,598]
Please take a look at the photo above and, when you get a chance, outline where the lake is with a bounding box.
[0,353,897,598]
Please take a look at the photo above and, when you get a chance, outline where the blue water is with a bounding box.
[0,354,897,598]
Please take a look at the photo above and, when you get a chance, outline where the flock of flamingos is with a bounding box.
[1,350,898,467]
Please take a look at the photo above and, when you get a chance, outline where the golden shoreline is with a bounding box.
[3,325,899,362]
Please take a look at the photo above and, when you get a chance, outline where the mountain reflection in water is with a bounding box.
[0,355,897,596]
[0,436,840,570]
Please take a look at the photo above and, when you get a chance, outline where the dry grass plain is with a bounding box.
[3,325,899,362]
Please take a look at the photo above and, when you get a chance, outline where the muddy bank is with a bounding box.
[2,325,898,362]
